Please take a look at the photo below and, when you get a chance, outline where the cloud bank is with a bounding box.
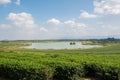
[7,12,36,28]
[0,0,11,4]
[94,0,120,15]
[80,11,97,18]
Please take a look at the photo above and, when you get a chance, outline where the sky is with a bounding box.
[0,0,120,40]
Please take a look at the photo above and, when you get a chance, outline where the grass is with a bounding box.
[0,41,120,80]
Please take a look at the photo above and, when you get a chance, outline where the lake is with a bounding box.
[24,42,102,49]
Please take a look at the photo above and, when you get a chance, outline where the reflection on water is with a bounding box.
[24,42,102,49]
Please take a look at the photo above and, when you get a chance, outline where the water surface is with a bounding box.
[24,42,102,49]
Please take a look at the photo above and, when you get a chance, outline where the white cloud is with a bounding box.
[64,20,86,27]
[39,27,48,32]
[0,24,11,29]
[64,20,75,26]
[7,12,36,28]
[47,18,61,25]
[94,24,120,37]
[0,0,11,4]
[94,0,120,15]
[80,11,97,18]
[15,0,20,5]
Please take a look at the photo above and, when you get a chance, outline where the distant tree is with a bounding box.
[107,37,115,41]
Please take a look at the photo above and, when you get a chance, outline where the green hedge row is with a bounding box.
[82,62,120,80]
[0,63,53,80]
[0,62,119,80]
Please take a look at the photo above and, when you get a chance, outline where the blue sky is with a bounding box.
[0,0,120,40]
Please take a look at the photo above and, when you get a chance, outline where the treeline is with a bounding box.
[0,38,120,43]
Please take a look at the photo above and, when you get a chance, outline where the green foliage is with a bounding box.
[0,41,120,80]
[53,63,84,80]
